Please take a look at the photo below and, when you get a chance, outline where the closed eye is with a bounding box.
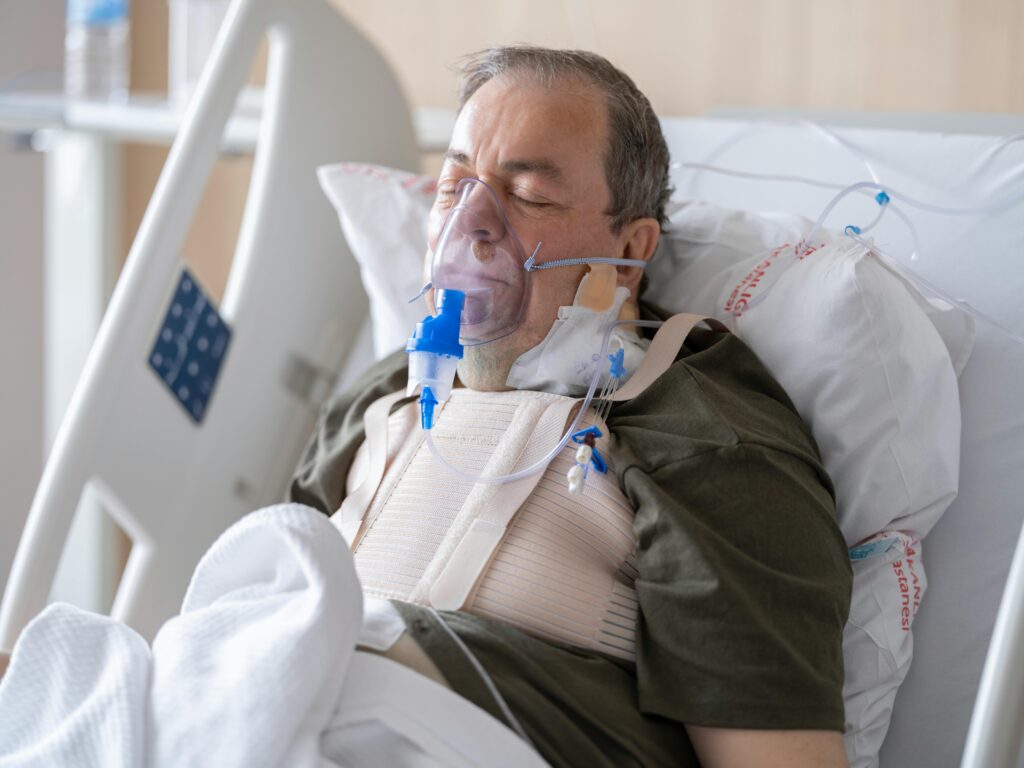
[510,193,551,207]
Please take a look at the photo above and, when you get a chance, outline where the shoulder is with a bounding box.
[609,324,829,493]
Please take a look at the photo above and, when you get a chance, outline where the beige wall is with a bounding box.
[124,0,1024,298]
[125,0,256,301]
[330,0,1024,114]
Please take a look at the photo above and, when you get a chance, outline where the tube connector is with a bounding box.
[407,288,465,429]
[419,386,438,430]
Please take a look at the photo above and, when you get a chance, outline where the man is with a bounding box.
[292,46,851,768]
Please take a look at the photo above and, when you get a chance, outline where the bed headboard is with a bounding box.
[658,114,1024,767]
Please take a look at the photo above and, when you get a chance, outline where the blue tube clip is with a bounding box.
[608,348,627,379]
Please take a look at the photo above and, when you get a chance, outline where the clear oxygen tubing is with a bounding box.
[677,163,1024,260]
[677,119,1024,250]
[678,165,1024,344]
[524,254,641,271]
[846,228,1024,348]
[681,119,883,204]
[966,132,1024,184]
[424,318,664,485]
[682,118,1023,199]
[799,177,1024,260]
[408,246,643,305]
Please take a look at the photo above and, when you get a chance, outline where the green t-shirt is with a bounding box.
[290,315,852,767]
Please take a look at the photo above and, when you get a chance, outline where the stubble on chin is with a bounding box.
[457,338,528,391]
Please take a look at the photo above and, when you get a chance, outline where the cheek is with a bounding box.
[526,265,588,321]
[427,206,448,251]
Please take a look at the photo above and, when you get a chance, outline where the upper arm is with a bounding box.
[686,725,849,768]
[621,441,852,731]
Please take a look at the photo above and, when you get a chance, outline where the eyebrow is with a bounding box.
[443,150,564,182]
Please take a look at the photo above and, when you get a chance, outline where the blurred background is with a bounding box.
[1,0,1022,602]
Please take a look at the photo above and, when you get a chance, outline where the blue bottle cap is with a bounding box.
[67,0,129,24]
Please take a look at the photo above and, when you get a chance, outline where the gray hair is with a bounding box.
[456,46,673,234]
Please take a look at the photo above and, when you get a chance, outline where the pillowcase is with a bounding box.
[647,200,965,546]
[316,163,966,768]
[316,163,435,359]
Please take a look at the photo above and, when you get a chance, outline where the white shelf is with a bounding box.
[0,88,455,155]
[0,89,261,153]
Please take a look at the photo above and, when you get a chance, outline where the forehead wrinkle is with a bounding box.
[498,158,564,182]
[444,149,565,185]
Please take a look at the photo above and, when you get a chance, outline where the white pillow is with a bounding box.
[316,163,964,767]
[639,200,964,767]
[647,200,965,546]
[317,163,435,359]
[843,532,926,768]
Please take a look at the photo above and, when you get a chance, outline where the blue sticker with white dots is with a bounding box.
[148,268,231,424]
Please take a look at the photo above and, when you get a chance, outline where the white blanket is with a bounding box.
[0,504,547,768]
[0,505,363,767]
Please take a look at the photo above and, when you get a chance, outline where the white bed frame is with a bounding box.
[1,0,1022,765]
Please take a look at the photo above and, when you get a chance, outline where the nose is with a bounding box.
[455,180,507,244]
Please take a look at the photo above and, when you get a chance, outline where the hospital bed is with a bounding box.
[1,0,1023,765]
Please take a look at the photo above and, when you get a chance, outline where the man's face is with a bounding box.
[426,74,624,391]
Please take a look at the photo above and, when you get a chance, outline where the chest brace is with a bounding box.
[334,313,725,663]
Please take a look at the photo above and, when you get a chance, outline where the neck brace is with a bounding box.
[505,283,650,396]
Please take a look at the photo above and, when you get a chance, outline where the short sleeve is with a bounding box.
[607,329,852,731]
[626,443,851,730]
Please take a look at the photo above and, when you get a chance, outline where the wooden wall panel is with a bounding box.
[328,0,1024,115]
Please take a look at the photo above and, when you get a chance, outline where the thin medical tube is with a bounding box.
[678,162,858,193]
[677,163,1024,340]
[682,119,881,200]
[799,179,1022,258]
[425,319,663,484]
[525,255,642,271]
[966,133,1024,181]
[847,230,1024,347]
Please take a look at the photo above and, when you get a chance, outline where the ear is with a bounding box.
[614,217,660,296]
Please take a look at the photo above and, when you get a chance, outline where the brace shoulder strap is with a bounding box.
[334,389,409,546]
[611,313,729,402]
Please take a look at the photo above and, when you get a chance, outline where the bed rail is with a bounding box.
[0,0,418,646]
[961,518,1024,767]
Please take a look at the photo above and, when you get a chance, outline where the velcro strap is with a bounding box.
[334,389,408,546]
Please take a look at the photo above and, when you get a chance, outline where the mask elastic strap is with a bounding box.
[523,253,648,272]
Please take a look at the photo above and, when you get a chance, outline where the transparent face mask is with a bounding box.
[426,178,535,345]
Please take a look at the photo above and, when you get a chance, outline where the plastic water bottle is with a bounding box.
[65,0,130,101]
